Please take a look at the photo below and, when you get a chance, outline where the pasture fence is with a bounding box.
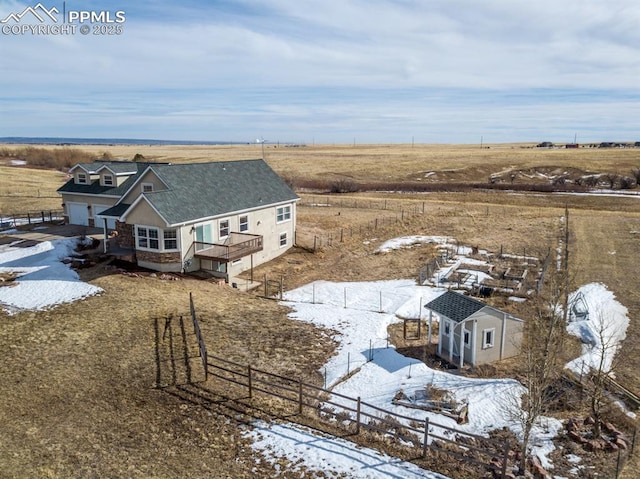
[0,209,64,229]
[186,293,515,479]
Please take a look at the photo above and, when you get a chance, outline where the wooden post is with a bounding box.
[264,274,268,297]
[500,441,510,479]
[356,397,361,435]
[422,418,430,458]
[298,379,303,415]
[375,218,378,229]
[347,352,350,375]
[369,339,373,362]
[248,364,253,399]
[27,212,31,224]
[340,229,343,242]
[616,449,622,478]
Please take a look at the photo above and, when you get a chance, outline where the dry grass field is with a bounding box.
[1,143,639,478]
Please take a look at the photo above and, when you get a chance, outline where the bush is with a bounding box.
[0,146,100,170]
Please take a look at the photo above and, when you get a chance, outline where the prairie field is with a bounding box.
[0,143,639,478]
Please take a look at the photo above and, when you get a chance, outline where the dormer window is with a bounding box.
[77,173,87,184]
[103,174,114,186]
[142,183,153,193]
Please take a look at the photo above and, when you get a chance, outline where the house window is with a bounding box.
[219,219,230,239]
[231,258,242,266]
[276,205,291,223]
[77,173,87,184]
[239,215,249,232]
[483,328,495,349]
[103,174,114,186]
[279,232,287,248]
[142,183,153,193]
[443,322,450,337]
[163,229,178,250]
[137,226,159,250]
[464,330,470,347]
[212,261,227,273]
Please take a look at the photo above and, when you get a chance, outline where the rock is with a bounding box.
[583,416,595,426]
[615,437,628,450]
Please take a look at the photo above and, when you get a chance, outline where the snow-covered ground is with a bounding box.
[1,232,631,477]
[0,236,102,314]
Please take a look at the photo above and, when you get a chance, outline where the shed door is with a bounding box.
[67,202,89,226]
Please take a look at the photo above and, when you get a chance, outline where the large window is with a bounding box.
[137,226,159,249]
[276,205,291,223]
[219,219,230,239]
[239,215,249,232]
[137,226,178,251]
[195,224,212,251]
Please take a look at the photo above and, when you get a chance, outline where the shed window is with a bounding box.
[443,322,450,337]
[482,328,495,349]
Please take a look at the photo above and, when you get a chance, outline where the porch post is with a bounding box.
[500,313,507,360]
[471,319,478,365]
[459,323,464,368]
[102,218,108,254]
[448,320,454,363]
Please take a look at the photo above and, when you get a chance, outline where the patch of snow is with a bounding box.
[244,421,451,478]
[565,283,629,375]
[0,238,102,313]
[10,160,27,166]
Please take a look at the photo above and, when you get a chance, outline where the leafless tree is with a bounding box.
[578,307,622,438]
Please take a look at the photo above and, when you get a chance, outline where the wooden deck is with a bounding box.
[193,233,263,262]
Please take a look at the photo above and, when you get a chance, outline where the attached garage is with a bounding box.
[93,204,117,230]
[67,202,89,226]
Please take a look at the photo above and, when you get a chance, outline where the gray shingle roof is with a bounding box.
[97,203,131,218]
[424,291,487,323]
[57,162,158,197]
[141,159,298,225]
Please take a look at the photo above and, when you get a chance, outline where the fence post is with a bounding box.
[347,352,350,375]
[422,417,430,458]
[369,339,373,362]
[248,364,253,399]
[356,397,361,435]
[26,212,31,224]
[41,211,45,222]
[632,428,637,453]
[49,211,53,221]
[500,441,510,479]
[298,379,303,415]
[616,449,622,478]
[340,229,343,242]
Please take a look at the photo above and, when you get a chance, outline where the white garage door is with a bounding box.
[93,204,116,230]
[67,202,89,226]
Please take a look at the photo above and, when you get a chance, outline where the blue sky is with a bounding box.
[1,0,639,144]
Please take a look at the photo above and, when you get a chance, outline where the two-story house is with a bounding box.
[58,159,299,282]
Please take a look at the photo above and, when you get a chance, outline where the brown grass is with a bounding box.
[1,143,639,478]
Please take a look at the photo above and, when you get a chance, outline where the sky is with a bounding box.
[1,0,639,144]
[0,228,632,476]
